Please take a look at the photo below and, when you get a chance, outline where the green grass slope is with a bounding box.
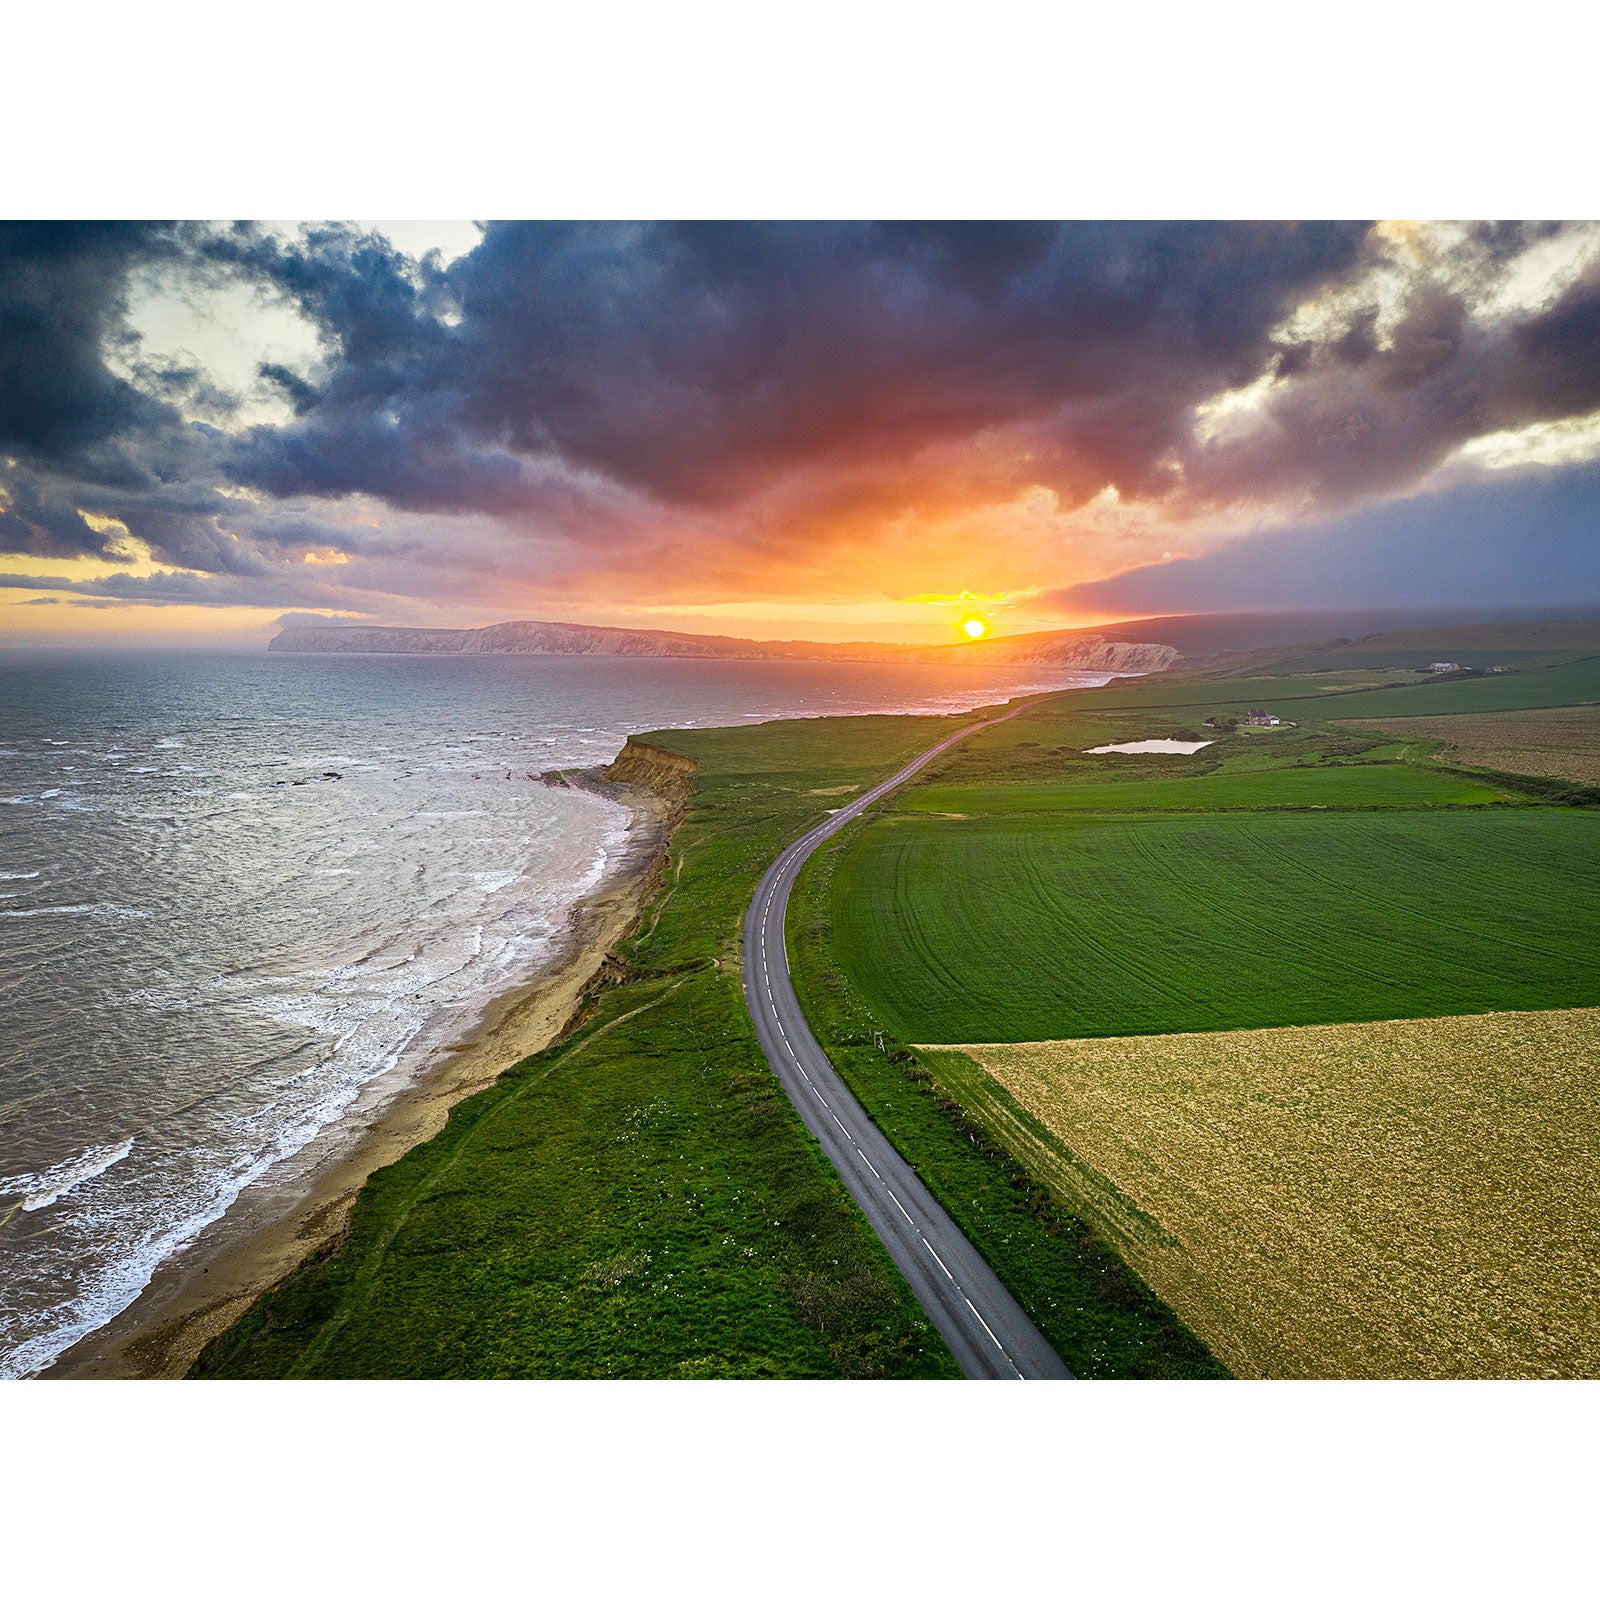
[194,965,955,1378]
[824,809,1600,1044]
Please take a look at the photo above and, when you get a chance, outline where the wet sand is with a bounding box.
[44,776,679,1381]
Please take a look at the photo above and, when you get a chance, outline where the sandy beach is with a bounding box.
[43,772,681,1381]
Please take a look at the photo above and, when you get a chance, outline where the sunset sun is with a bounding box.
[961,617,988,639]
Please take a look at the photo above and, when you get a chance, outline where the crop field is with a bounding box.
[900,762,1517,814]
[826,809,1600,1042]
[1338,706,1600,786]
[930,1007,1600,1377]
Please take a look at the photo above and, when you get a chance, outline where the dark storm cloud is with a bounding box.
[0,223,175,459]
[1183,226,1600,515]
[0,475,126,559]
[427,220,1372,511]
[113,220,1369,522]
[0,563,369,610]
[1508,270,1600,419]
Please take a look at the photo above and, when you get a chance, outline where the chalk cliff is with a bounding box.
[882,635,1179,672]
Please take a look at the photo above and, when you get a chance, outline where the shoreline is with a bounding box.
[43,771,681,1381]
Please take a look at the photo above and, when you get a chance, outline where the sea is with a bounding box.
[0,647,1110,1378]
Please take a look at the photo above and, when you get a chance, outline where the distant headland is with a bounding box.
[267,616,1181,673]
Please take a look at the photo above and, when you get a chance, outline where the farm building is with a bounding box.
[1243,709,1282,727]
[1427,662,1462,673]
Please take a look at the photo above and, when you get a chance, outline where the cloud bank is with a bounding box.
[2,220,1598,633]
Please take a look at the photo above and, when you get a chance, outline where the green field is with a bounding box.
[1273,647,1582,672]
[1296,656,1600,719]
[1041,670,1401,714]
[901,761,1517,814]
[823,809,1600,1043]
[1046,654,1600,722]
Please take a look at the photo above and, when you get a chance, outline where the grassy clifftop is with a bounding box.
[194,710,974,1379]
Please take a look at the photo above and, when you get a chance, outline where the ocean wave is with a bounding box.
[2,1139,135,1216]
[0,904,151,922]
[0,1054,415,1379]
[0,872,40,881]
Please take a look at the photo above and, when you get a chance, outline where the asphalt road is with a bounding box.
[741,708,1072,1380]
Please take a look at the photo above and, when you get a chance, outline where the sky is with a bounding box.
[2,219,1598,647]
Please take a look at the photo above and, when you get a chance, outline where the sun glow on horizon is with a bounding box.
[961,617,988,639]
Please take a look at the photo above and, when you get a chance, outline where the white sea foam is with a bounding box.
[0,904,151,921]
[0,871,40,880]
[4,1139,135,1215]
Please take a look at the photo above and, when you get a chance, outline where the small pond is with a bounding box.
[1083,738,1214,755]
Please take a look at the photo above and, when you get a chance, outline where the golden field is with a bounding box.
[932,1008,1600,1378]
[1339,705,1600,784]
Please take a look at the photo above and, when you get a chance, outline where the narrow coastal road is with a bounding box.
[741,708,1072,1380]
